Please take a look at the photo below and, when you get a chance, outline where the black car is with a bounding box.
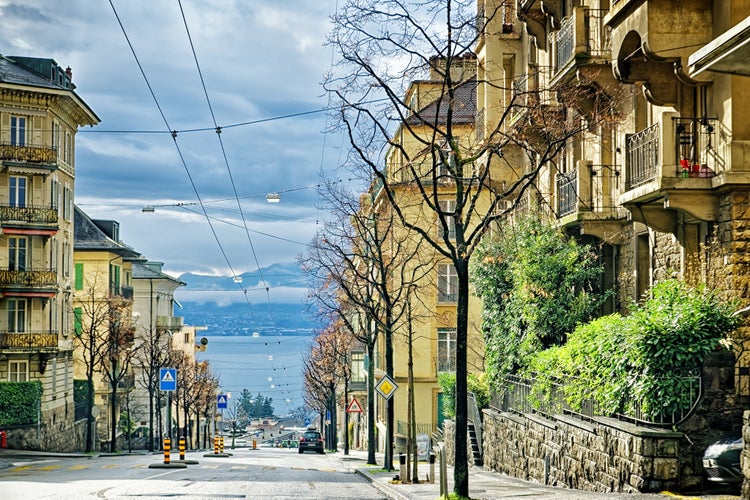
[298,429,324,454]
[703,436,743,484]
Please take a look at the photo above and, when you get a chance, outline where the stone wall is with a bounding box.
[441,351,741,494]
[4,419,87,452]
[481,410,682,493]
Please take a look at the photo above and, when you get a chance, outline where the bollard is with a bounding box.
[179,436,186,461]
[429,452,436,484]
[399,453,407,481]
[252,439,257,450]
[163,437,171,465]
[214,435,219,455]
[220,436,225,453]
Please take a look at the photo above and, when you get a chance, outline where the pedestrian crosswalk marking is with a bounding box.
[162,370,175,383]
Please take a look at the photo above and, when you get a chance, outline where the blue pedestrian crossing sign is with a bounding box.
[159,367,177,392]
[217,394,228,409]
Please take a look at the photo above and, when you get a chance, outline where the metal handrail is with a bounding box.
[467,391,483,460]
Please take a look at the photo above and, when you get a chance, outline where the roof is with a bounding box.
[132,262,186,286]
[73,205,143,259]
[405,77,477,126]
[0,55,100,125]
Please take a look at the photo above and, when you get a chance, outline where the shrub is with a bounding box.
[0,381,42,426]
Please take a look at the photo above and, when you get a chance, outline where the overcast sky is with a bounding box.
[0,0,348,304]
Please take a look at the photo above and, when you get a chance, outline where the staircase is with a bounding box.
[467,420,483,466]
[467,391,483,466]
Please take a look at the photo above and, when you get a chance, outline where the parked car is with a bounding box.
[703,436,743,484]
[298,428,324,454]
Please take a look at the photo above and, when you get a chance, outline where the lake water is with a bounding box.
[195,335,313,417]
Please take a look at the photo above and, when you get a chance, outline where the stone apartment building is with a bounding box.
[0,56,98,451]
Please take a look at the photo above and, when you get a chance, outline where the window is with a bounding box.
[8,298,27,333]
[64,131,72,164]
[110,263,121,295]
[73,307,83,336]
[351,352,365,383]
[74,262,84,290]
[9,237,27,271]
[184,332,190,344]
[10,116,26,146]
[9,360,28,382]
[438,200,456,240]
[437,263,458,303]
[9,176,27,207]
[52,121,61,155]
[437,328,456,372]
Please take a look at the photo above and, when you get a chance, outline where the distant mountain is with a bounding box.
[178,262,305,291]
[175,263,322,336]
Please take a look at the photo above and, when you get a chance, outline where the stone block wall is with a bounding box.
[4,419,87,452]
[481,410,682,493]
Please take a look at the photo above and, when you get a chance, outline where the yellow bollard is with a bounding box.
[252,439,257,450]
[219,436,225,453]
[163,438,171,464]
[213,435,219,454]
[179,436,186,461]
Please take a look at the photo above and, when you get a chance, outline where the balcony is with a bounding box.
[0,143,57,166]
[156,315,184,331]
[556,162,626,243]
[0,204,59,233]
[621,116,728,232]
[0,268,57,289]
[0,330,58,351]
[551,8,611,87]
[110,286,134,300]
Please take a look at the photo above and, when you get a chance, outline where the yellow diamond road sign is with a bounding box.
[375,375,398,400]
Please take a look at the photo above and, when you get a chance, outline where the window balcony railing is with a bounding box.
[0,268,57,288]
[0,143,56,164]
[156,315,184,331]
[556,169,577,217]
[0,204,58,225]
[674,117,724,178]
[625,123,660,190]
[0,330,58,350]
[110,286,134,300]
[554,8,610,73]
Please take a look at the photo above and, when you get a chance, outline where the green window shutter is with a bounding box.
[74,263,83,290]
[73,307,82,336]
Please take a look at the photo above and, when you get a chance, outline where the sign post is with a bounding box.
[160,368,177,440]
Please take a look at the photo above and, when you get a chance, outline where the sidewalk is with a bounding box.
[344,450,680,500]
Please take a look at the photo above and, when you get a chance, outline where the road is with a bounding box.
[0,446,388,500]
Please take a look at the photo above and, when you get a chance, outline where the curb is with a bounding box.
[355,468,410,500]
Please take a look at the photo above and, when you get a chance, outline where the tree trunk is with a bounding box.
[110,383,118,453]
[366,343,377,465]
[453,259,470,497]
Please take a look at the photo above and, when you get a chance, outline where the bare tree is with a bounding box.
[325,1,615,494]
[301,178,433,468]
[98,295,140,452]
[134,324,176,451]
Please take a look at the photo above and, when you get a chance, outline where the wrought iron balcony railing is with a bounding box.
[625,123,660,190]
[556,170,577,217]
[0,330,58,350]
[156,316,184,330]
[0,268,57,288]
[554,8,610,73]
[0,143,56,164]
[0,204,58,225]
[674,117,725,177]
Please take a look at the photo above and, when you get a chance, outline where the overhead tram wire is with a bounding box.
[108,0,255,321]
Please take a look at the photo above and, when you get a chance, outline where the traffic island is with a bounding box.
[148,438,189,469]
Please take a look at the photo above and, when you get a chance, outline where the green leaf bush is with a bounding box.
[525,280,740,420]
[0,381,42,426]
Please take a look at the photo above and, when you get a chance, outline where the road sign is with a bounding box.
[159,367,177,392]
[304,417,311,427]
[217,394,228,409]
[375,375,398,400]
[346,397,363,413]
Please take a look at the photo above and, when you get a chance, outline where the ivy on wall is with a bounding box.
[0,381,42,426]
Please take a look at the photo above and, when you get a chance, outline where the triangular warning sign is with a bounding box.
[218,395,227,404]
[161,371,175,382]
[346,397,363,413]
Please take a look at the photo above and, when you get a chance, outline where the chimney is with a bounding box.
[65,66,72,79]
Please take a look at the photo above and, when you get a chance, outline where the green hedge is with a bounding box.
[0,381,42,426]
